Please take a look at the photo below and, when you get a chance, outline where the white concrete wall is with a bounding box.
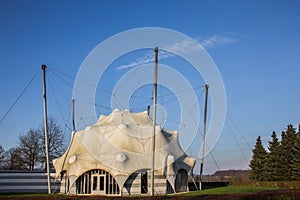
[150,173,168,195]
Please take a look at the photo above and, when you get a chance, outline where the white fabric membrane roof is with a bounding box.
[53,109,195,188]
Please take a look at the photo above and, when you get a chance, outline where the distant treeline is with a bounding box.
[189,169,249,183]
[249,124,300,181]
[201,170,250,183]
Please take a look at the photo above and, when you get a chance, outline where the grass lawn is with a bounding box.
[178,186,278,196]
[0,186,286,199]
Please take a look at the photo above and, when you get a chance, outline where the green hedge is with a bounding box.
[230,181,300,189]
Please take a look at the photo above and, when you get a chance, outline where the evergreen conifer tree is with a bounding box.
[249,136,268,181]
[291,128,300,180]
[266,131,280,181]
[277,125,297,180]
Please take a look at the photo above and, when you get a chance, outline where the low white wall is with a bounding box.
[0,171,60,194]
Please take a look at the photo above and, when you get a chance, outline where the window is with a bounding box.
[141,171,148,194]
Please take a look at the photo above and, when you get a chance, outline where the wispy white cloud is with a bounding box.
[116,33,237,70]
[196,34,237,48]
[117,52,154,70]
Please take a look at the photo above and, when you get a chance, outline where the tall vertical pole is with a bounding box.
[42,65,51,194]
[199,84,209,190]
[151,47,158,196]
[72,99,75,132]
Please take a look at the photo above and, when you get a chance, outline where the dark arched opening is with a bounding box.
[123,169,149,195]
[175,169,188,193]
[76,169,120,195]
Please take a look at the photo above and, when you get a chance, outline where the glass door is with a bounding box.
[91,174,106,195]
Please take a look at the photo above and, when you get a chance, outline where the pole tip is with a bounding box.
[154,47,158,52]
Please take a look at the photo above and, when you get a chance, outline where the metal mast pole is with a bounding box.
[42,64,51,194]
[151,47,158,196]
[199,84,209,190]
[72,99,75,132]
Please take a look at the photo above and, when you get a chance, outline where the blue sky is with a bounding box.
[0,0,299,174]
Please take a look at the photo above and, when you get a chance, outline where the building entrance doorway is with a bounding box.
[91,174,106,195]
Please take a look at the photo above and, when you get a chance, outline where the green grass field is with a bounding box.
[0,187,283,197]
[1,184,299,199]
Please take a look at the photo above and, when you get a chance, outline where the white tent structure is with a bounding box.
[53,109,195,196]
